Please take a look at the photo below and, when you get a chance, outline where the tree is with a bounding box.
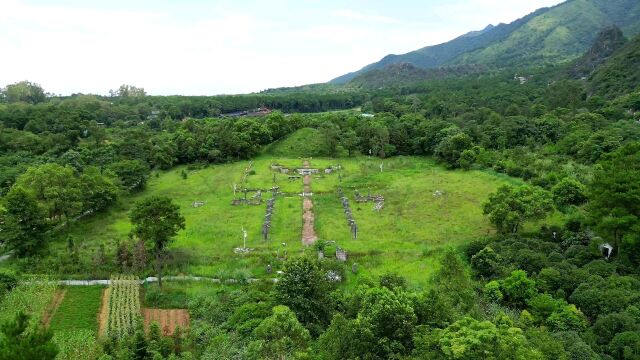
[80,167,119,213]
[588,144,640,254]
[13,164,82,222]
[546,304,588,332]
[320,123,340,157]
[1,187,48,256]
[415,317,542,359]
[357,120,390,157]
[274,256,333,335]
[435,132,474,168]
[593,310,640,346]
[0,312,58,360]
[356,286,417,357]
[608,331,640,360]
[471,246,503,279]
[110,84,146,98]
[483,185,554,233]
[1,81,46,104]
[457,149,477,169]
[500,270,537,308]
[552,178,587,208]
[432,249,476,313]
[108,160,150,192]
[246,305,310,360]
[340,129,359,157]
[129,196,185,287]
[315,314,369,360]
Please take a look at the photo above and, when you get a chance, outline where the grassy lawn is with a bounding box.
[42,154,537,287]
[49,286,103,333]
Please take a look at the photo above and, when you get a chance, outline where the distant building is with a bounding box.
[221,106,272,118]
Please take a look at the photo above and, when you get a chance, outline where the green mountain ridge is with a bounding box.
[566,25,627,79]
[588,32,640,98]
[347,63,487,89]
[331,0,640,84]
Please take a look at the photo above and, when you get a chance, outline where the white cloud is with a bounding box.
[332,9,399,24]
[0,0,565,95]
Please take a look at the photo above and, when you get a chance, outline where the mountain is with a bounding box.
[567,25,627,79]
[348,63,486,89]
[588,33,640,98]
[331,0,640,84]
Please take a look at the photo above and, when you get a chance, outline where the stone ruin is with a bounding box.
[599,243,614,259]
[326,270,342,282]
[355,189,384,203]
[338,188,358,239]
[355,189,385,213]
[234,227,253,254]
[231,188,264,206]
[297,168,319,175]
[270,163,291,174]
[336,247,347,262]
[262,197,275,241]
[192,201,206,208]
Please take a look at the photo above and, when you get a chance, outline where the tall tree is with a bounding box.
[129,196,185,287]
[0,312,58,360]
[1,187,48,256]
[588,143,640,257]
[483,185,554,233]
[274,256,334,336]
[246,305,311,360]
[1,81,46,104]
[13,163,82,222]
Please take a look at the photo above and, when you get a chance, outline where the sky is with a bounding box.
[0,0,565,96]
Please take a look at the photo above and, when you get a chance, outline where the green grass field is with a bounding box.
[49,286,103,333]
[47,153,530,287]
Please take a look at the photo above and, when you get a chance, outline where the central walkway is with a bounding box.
[301,160,318,245]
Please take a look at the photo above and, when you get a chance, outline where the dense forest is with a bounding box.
[1,21,640,360]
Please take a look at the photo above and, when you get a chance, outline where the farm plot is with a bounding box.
[106,275,141,339]
[49,286,103,332]
[143,309,189,336]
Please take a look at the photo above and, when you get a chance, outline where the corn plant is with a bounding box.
[106,275,141,339]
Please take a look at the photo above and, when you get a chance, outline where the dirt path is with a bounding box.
[97,288,111,337]
[303,174,311,193]
[302,160,317,245]
[42,289,66,328]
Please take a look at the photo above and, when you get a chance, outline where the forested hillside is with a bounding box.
[332,0,640,83]
[588,33,640,98]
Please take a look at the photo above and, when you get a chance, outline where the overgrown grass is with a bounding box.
[49,286,103,333]
[46,153,542,287]
[265,128,330,157]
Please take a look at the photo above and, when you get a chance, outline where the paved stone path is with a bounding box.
[301,160,318,245]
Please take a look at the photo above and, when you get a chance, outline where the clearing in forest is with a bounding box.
[51,154,527,286]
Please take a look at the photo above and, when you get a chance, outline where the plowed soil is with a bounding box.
[143,308,190,336]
